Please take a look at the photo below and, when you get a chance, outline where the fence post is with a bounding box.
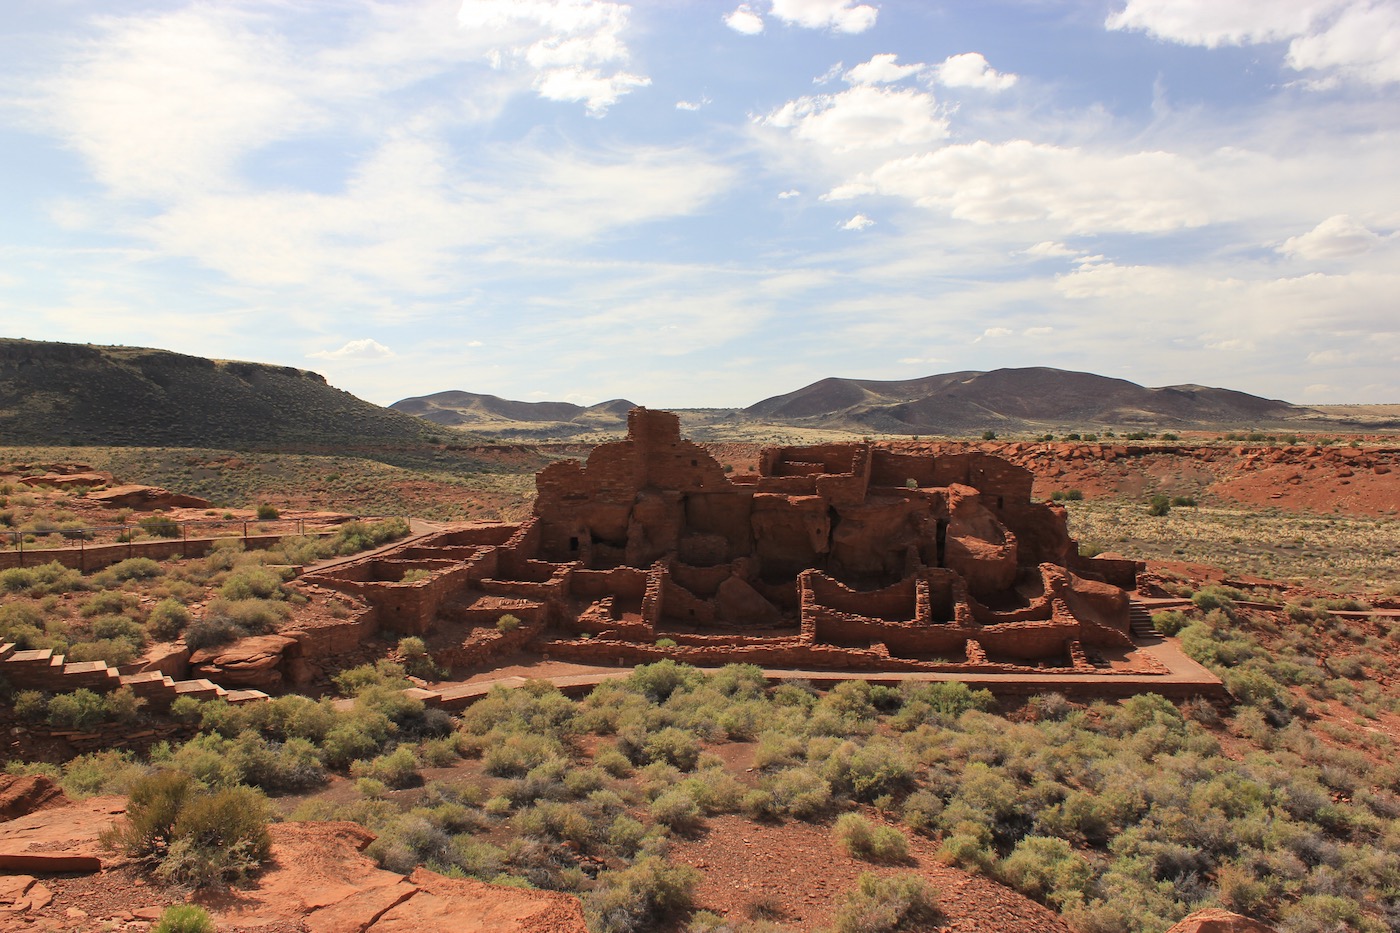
[15,532,21,568]
[79,535,85,573]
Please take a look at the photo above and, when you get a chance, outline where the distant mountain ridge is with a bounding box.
[391,391,638,428]
[0,338,434,448]
[743,367,1307,433]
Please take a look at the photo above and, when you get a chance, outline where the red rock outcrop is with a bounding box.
[1165,908,1279,933]
[189,634,297,687]
[0,774,69,822]
[87,484,211,510]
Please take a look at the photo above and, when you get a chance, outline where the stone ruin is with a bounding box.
[306,408,1152,679]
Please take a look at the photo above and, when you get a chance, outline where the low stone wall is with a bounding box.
[0,532,321,573]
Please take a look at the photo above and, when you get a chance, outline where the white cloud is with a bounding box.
[846,140,1213,233]
[309,338,395,360]
[976,327,1014,341]
[1279,214,1383,259]
[467,340,485,347]
[1022,241,1080,258]
[460,0,650,112]
[841,213,875,230]
[1106,0,1400,85]
[933,52,1018,90]
[535,67,651,115]
[777,189,801,198]
[762,85,948,153]
[1023,326,1054,336]
[845,53,924,85]
[814,62,845,84]
[770,0,878,34]
[724,4,765,35]
[676,96,710,111]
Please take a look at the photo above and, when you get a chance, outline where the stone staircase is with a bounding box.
[1128,599,1159,640]
[0,643,268,707]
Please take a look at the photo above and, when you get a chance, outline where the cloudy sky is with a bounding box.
[2,0,1397,408]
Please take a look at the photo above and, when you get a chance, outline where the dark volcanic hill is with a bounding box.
[391,390,637,428]
[0,339,434,448]
[745,367,1310,433]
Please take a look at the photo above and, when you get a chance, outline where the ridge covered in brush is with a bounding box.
[743,367,1309,433]
[0,338,434,448]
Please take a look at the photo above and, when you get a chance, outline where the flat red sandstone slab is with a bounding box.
[0,795,126,873]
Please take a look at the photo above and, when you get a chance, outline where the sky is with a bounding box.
[1,0,1397,409]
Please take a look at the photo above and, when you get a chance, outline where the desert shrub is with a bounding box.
[999,835,1094,909]
[14,690,47,722]
[399,568,432,584]
[227,733,327,793]
[219,566,287,601]
[105,557,164,581]
[140,515,181,538]
[333,660,411,697]
[831,873,942,933]
[328,519,410,556]
[152,905,215,933]
[103,686,145,723]
[66,637,140,666]
[483,731,562,778]
[641,727,701,771]
[890,681,994,729]
[105,769,194,855]
[256,503,279,520]
[80,589,138,618]
[185,598,289,650]
[496,613,521,632]
[626,659,703,703]
[1170,495,1197,507]
[585,856,701,933]
[351,746,420,789]
[1146,494,1171,517]
[0,602,50,649]
[147,599,192,640]
[762,766,834,820]
[158,786,272,888]
[833,813,909,863]
[47,688,108,731]
[1152,610,1189,636]
[0,561,84,595]
[1192,586,1243,614]
[650,788,704,834]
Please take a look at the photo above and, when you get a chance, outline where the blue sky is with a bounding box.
[1,0,1397,408]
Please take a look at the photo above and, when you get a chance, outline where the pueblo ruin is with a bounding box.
[308,408,1164,681]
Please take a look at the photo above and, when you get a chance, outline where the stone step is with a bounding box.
[0,642,15,661]
[225,689,271,705]
[172,679,225,700]
[4,648,55,665]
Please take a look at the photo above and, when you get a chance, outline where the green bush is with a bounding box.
[585,856,701,933]
[140,515,182,538]
[256,503,280,520]
[105,770,194,856]
[47,688,108,731]
[650,789,704,834]
[1146,494,1171,517]
[152,905,215,933]
[496,613,521,632]
[831,873,942,933]
[833,812,909,863]
[219,566,287,601]
[351,746,421,789]
[999,835,1093,909]
[105,557,164,581]
[158,786,272,888]
[1151,610,1189,637]
[148,599,192,640]
[185,598,288,650]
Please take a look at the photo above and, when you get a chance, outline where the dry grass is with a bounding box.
[1066,499,1400,590]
